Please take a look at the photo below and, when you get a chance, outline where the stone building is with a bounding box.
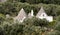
[36,7,53,22]
[14,8,27,22]
[14,7,53,22]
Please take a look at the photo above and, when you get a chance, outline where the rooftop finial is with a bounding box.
[31,9,34,16]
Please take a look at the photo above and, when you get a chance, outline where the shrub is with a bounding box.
[0,23,24,35]
[45,30,60,35]
[48,20,57,28]
[24,17,49,27]
[0,14,5,24]
[55,22,60,31]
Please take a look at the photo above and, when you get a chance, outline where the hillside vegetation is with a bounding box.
[0,0,60,35]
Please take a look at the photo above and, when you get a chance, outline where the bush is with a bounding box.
[7,0,60,5]
[0,14,5,24]
[55,22,60,31]
[25,0,41,4]
[45,30,60,35]
[48,20,57,28]
[24,17,49,27]
[0,22,24,35]
[1,2,60,17]
[56,16,60,21]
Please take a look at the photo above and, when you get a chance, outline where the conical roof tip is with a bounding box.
[36,6,47,17]
[40,6,44,10]
[38,6,45,13]
[31,9,34,13]
[21,8,24,10]
[17,8,27,16]
[41,6,43,9]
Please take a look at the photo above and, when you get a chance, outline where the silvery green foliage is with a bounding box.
[45,30,60,35]
[55,22,60,31]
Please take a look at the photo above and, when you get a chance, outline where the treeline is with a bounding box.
[7,0,60,4]
[0,2,60,17]
[0,17,59,35]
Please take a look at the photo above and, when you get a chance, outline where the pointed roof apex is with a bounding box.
[28,13,31,18]
[19,8,25,13]
[41,6,43,8]
[38,6,45,13]
[17,8,27,17]
[40,6,44,12]
[36,6,47,17]
[21,8,24,10]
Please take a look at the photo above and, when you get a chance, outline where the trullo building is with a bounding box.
[14,8,27,22]
[14,7,53,22]
[36,7,53,22]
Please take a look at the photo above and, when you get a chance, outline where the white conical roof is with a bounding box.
[17,8,27,20]
[28,13,31,18]
[36,7,47,17]
[28,10,34,18]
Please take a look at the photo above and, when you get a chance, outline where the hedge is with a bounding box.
[0,2,60,16]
